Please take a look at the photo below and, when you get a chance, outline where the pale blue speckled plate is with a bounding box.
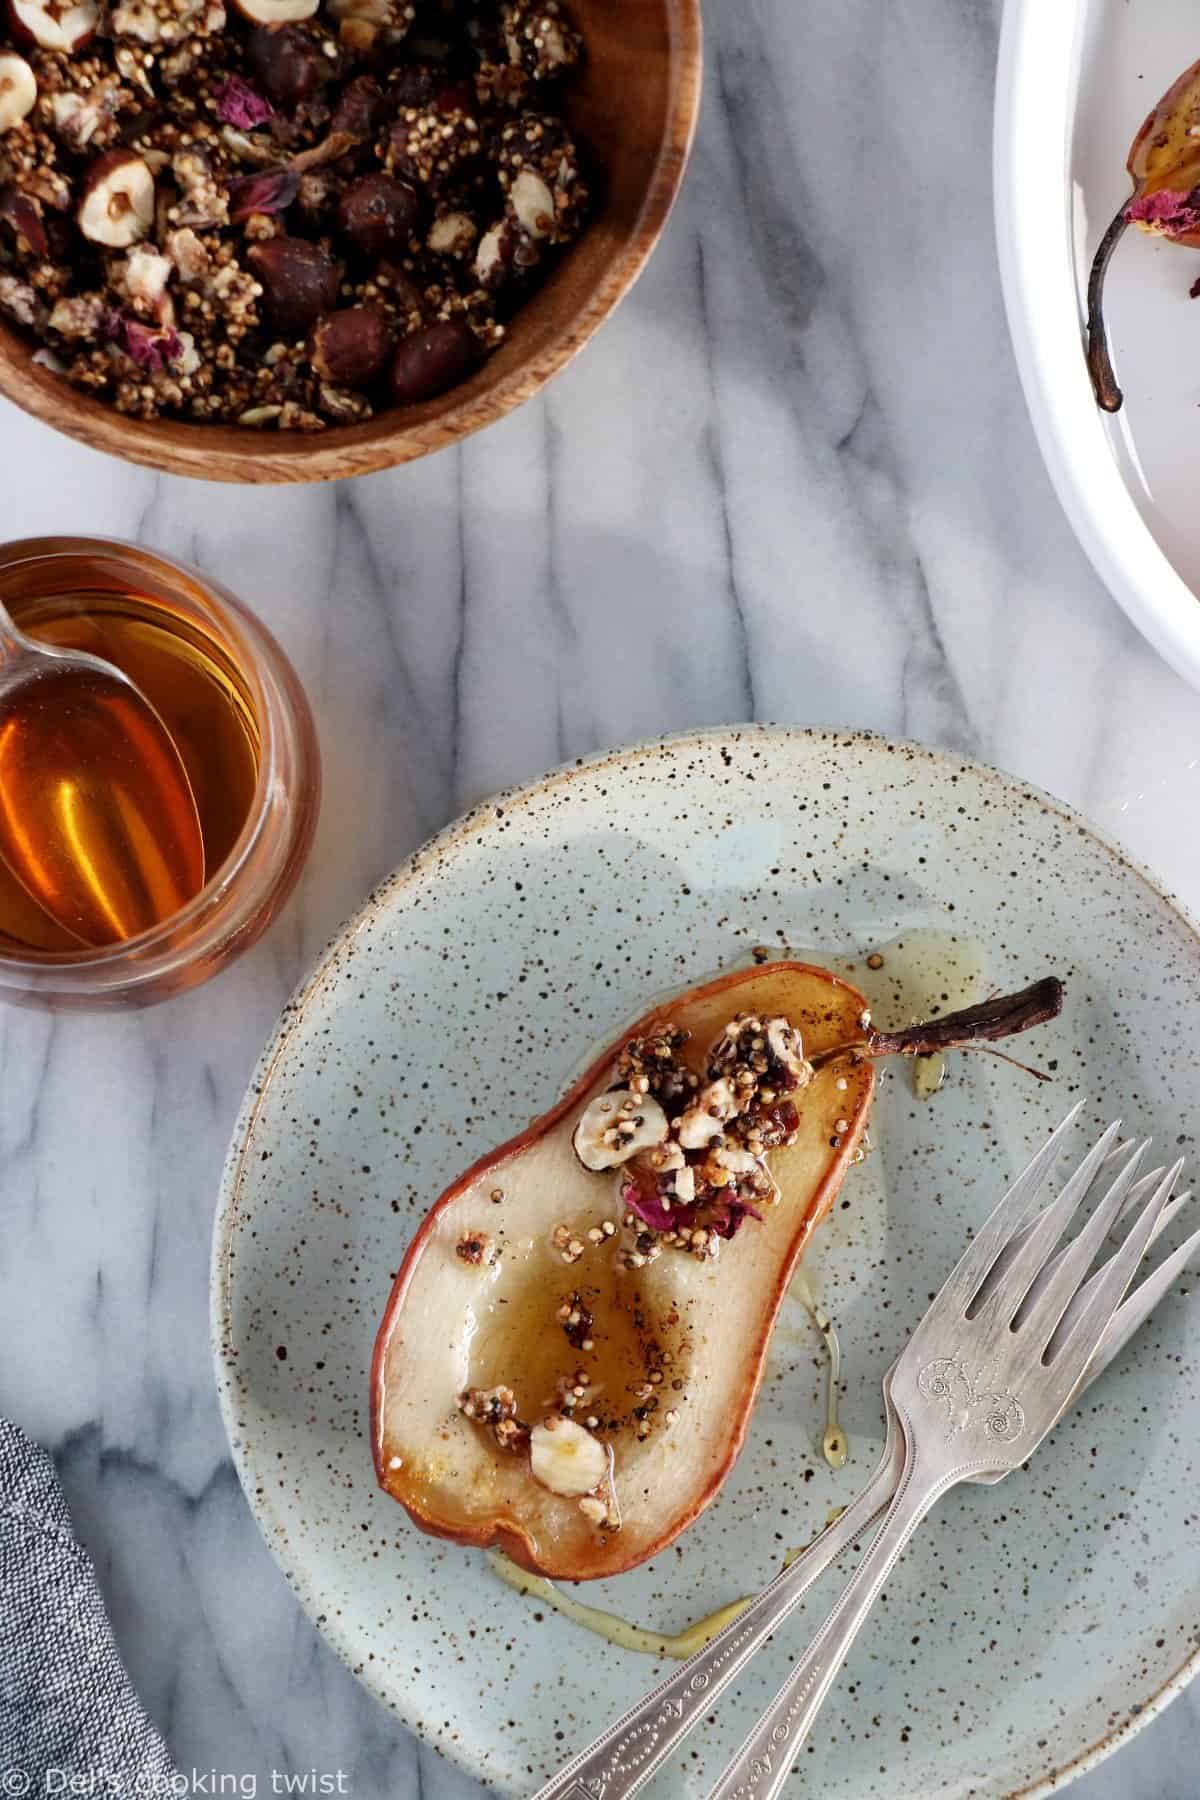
[212,727,1200,1800]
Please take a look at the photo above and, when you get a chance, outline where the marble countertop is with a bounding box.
[1,2,1198,1796]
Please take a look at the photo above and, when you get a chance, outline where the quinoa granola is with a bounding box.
[0,0,590,428]
[573,1012,814,1258]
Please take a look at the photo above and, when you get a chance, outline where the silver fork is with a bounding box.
[703,1117,1188,1800]
[532,1110,1200,1800]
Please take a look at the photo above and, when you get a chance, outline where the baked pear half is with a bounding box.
[372,962,1061,1581]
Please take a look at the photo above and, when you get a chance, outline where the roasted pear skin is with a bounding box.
[372,964,1062,1581]
[1087,57,1200,412]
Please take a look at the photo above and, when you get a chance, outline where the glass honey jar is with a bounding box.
[0,536,319,1008]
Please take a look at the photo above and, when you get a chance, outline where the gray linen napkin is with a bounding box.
[0,1417,177,1794]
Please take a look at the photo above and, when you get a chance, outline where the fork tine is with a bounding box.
[938,1102,1086,1309]
[1048,1180,1191,1352]
[1111,1162,1183,1236]
[1044,1162,1182,1369]
[972,1120,1126,1324]
[976,1138,1142,1318]
[1110,1167,1187,1237]
[1089,1217,1200,1375]
[1018,1165,1180,1319]
[1146,1186,1193,1243]
[1016,1142,1152,1346]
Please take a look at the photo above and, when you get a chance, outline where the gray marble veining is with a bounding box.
[1,0,1198,1795]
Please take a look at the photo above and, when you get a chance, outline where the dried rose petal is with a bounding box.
[620,1173,764,1241]
[106,311,182,370]
[214,76,274,130]
[704,1196,764,1241]
[620,1180,674,1234]
[228,167,299,222]
[1126,186,1200,236]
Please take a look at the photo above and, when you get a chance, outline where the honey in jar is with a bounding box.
[0,585,260,954]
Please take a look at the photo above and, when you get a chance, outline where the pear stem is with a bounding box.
[812,975,1064,1072]
[1085,201,1129,413]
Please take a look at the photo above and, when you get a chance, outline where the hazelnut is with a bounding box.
[308,304,392,388]
[389,317,479,405]
[474,219,514,290]
[4,0,97,52]
[329,72,384,139]
[337,16,374,52]
[529,1416,607,1498]
[77,150,155,248]
[247,235,338,336]
[336,172,420,257]
[230,0,317,22]
[121,244,172,306]
[572,1089,670,1171]
[0,52,36,131]
[246,22,325,110]
[0,184,46,255]
[428,209,476,258]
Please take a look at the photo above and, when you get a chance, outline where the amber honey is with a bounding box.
[0,585,260,954]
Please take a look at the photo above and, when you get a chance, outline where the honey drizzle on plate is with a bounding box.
[486,1551,754,1659]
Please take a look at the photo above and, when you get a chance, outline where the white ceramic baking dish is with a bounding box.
[995,0,1200,690]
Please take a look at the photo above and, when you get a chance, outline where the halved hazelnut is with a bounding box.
[710,1144,759,1176]
[474,219,514,290]
[675,1104,725,1152]
[765,1016,811,1089]
[308,303,392,388]
[509,167,555,240]
[77,150,155,248]
[672,1165,696,1203]
[229,0,317,22]
[0,53,36,131]
[5,0,97,52]
[529,1416,607,1498]
[572,1089,669,1171]
[247,235,337,336]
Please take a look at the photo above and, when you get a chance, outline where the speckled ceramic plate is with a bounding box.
[212,727,1200,1800]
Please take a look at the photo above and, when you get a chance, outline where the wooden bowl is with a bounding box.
[0,0,702,484]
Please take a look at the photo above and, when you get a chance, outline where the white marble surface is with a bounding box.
[1,1,1198,1795]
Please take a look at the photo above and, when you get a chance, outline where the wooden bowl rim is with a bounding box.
[0,0,703,485]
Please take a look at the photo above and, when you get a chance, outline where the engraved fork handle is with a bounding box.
[705,1429,960,1800]
[531,1420,902,1800]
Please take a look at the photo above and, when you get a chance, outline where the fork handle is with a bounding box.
[704,1443,950,1800]
[530,1430,901,1800]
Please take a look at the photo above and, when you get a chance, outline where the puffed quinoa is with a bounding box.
[590,1014,815,1265]
[456,1383,528,1452]
[0,0,592,427]
[454,1229,489,1265]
